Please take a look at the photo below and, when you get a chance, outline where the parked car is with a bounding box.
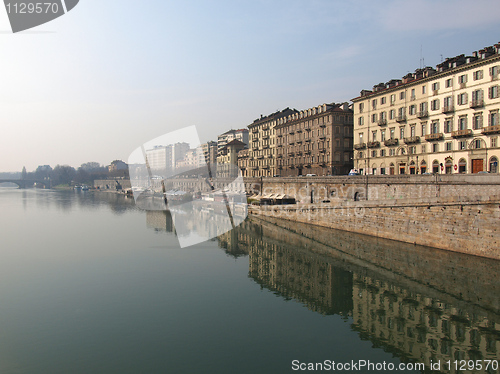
[348,169,360,176]
[306,174,317,177]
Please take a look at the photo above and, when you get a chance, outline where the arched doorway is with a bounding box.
[458,158,467,173]
[371,163,377,175]
[432,160,439,174]
[409,161,416,174]
[420,160,427,174]
[389,163,395,175]
[490,157,499,173]
[445,158,453,174]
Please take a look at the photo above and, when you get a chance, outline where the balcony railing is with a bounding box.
[417,111,429,118]
[378,119,387,126]
[354,143,366,150]
[442,105,454,113]
[451,129,473,138]
[396,115,407,122]
[425,133,444,141]
[384,139,399,146]
[367,141,380,148]
[470,99,484,108]
[482,125,500,135]
[404,136,421,144]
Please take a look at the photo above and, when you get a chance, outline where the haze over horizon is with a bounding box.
[1,0,499,172]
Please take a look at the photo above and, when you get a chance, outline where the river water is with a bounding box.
[0,188,498,374]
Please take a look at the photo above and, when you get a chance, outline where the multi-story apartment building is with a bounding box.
[217,129,249,155]
[145,145,172,173]
[248,108,298,177]
[353,44,500,175]
[275,103,353,176]
[201,141,217,165]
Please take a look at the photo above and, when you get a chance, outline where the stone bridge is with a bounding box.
[0,179,50,189]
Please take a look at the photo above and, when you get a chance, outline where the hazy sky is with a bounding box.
[0,0,499,172]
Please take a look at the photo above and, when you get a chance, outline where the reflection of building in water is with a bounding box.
[231,221,353,316]
[146,210,175,232]
[218,226,249,258]
[352,274,500,372]
[237,218,500,372]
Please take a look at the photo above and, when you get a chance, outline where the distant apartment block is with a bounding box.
[276,103,353,176]
[216,139,246,178]
[353,43,500,175]
[217,129,249,154]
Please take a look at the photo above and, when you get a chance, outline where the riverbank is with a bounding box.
[249,194,500,260]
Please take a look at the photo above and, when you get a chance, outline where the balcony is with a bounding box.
[319,123,326,128]
[252,137,258,142]
[257,155,264,159]
[425,133,444,141]
[417,111,429,118]
[354,143,366,150]
[404,136,420,144]
[319,149,326,153]
[251,128,258,133]
[267,154,273,158]
[262,135,269,140]
[384,138,399,146]
[396,115,407,122]
[297,129,302,133]
[482,125,500,135]
[470,99,484,108]
[262,125,269,131]
[442,105,454,113]
[289,130,295,135]
[367,141,380,148]
[451,129,473,138]
[319,136,326,140]
[378,119,387,126]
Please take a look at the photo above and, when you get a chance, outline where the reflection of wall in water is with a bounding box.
[244,232,353,316]
[352,274,500,373]
[218,226,249,258]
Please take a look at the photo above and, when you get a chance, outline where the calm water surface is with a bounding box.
[0,188,498,374]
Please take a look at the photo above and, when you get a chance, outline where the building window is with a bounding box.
[446,142,452,151]
[492,137,498,148]
[359,103,364,113]
[372,150,377,158]
[421,123,426,136]
[458,158,467,173]
[445,78,453,88]
[381,167,386,174]
[381,130,386,142]
[458,116,467,130]
[372,99,377,109]
[458,74,468,84]
[431,99,440,110]
[400,91,405,100]
[474,139,482,149]
[490,66,499,78]
[400,127,405,139]
[389,109,395,120]
[372,130,377,141]
[409,146,416,154]
[411,88,416,100]
[473,114,483,129]
[422,85,426,94]
[358,117,364,126]
[389,149,395,156]
[457,93,468,105]
[380,111,387,121]
[419,102,427,113]
[410,125,416,137]
[380,149,385,157]
[381,97,386,105]
[444,119,452,133]
[372,113,378,123]
[431,121,439,134]
[473,70,483,80]
[421,144,427,153]
[490,156,498,173]
[432,82,439,91]
[459,140,467,150]
[409,105,416,115]
[433,143,439,152]
[390,128,395,139]
[490,110,499,127]
[489,85,499,99]
[390,94,396,104]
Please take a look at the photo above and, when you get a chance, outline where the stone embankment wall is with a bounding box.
[244,174,500,202]
[93,179,131,190]
[250,194,500,260]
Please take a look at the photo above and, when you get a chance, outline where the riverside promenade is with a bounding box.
[246,174,500,260]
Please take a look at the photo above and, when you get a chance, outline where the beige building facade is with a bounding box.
[275,103,353,176]
[248,108,298,177]
[353,44,500,175]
